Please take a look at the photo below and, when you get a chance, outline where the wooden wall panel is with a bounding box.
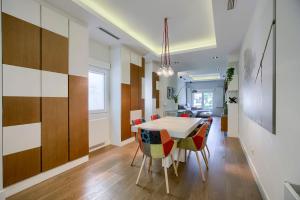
[42,97,69,171]
[130,64,141,110]
[2,13,40,69]
[152,72,160,108]
[141,57,145,78]
[152,72,159,98]
[140,99,145,118]
[42,29,68,74]
[141,58,145,117]
[121,84,131,141]
[3,97,40,126]
[156,90,160,109]
[68,75,89,160]
[3,147,41,187]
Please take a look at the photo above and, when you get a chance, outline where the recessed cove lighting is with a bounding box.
[72,0,217,55]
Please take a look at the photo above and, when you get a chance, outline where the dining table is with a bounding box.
[131,116,204,167]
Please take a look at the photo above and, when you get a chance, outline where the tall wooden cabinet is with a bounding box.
[2,0,42,187]
[118,48,145,142]
[2,0,89,187]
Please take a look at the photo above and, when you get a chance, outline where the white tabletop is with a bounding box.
[131,116,203,138]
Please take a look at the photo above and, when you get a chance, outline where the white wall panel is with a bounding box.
[3,123,41,156]
[121,47,130,84]
[130,52,141,66]
[3,65,41,97]
[41,6,68,37]
[42,71,68,97]
[2,0,40,27]
[130,110,142,124]
[69,21,88,77]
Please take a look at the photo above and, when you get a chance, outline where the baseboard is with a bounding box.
[3,156,89,198]
[89,142,110,153]
[0,190,5,200]
[239,139,270,200]
[120,137,135,146]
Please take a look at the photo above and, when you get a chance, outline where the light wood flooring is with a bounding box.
[8,118,262,200]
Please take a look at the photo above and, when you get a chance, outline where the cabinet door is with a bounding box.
[130,64,141,110]
[41,7,69,171]
[69,75,89,160]
[121,84,131,141]
[42,98,69,171]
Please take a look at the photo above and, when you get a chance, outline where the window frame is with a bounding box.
[192,90,214,110]
[88,65,107,114]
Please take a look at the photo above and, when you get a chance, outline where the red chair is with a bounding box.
[176,123,210,181]
[131,118,146,166]
[179,113,189,118]
[150,114,160,121]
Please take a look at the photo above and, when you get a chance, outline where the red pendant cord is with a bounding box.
[160,18,171,70]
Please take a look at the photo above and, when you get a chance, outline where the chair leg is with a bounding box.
[176,148,182,170]
[188,150,191,159]
[131,144,140,166]
[195,151,206,182]
[206,144,210,158]
[136,156,147,185]
[163,158,170,194]
[170,154,178,177]
[148,157,152,173]
[201,150,209,170]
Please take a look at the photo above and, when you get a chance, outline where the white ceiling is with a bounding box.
[71,0,217,54]
[43,0,257,78]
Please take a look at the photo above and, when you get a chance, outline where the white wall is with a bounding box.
[238,0,300,200]
[88,40,111,150]
[89,40,110,64]
[159,75,178,115]
[177,77,187,105]
[186,80,224,116]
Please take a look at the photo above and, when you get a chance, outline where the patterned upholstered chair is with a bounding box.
[130,118,146,166]
[136,128,178,194]
[150,114,160,121]
[176,123,210,182]
[204,117,213,158]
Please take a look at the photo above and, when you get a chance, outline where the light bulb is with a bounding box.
[168,67,174,76]
[162,67,169,77]
[157,68,162,76]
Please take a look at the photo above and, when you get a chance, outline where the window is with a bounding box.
[88,69,105,113]
[192,91,213,109]
[193,93,203,108]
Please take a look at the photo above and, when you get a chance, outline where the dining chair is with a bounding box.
[130,118,146,166]
[179,113,189,118]
[150,114,160,121]
[136,128,178,194]
[204,117,213,158]
[176,123,210,182]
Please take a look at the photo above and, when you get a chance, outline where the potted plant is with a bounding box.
[222,67,234,133]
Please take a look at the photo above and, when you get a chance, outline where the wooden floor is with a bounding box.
[8,118,262,200]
